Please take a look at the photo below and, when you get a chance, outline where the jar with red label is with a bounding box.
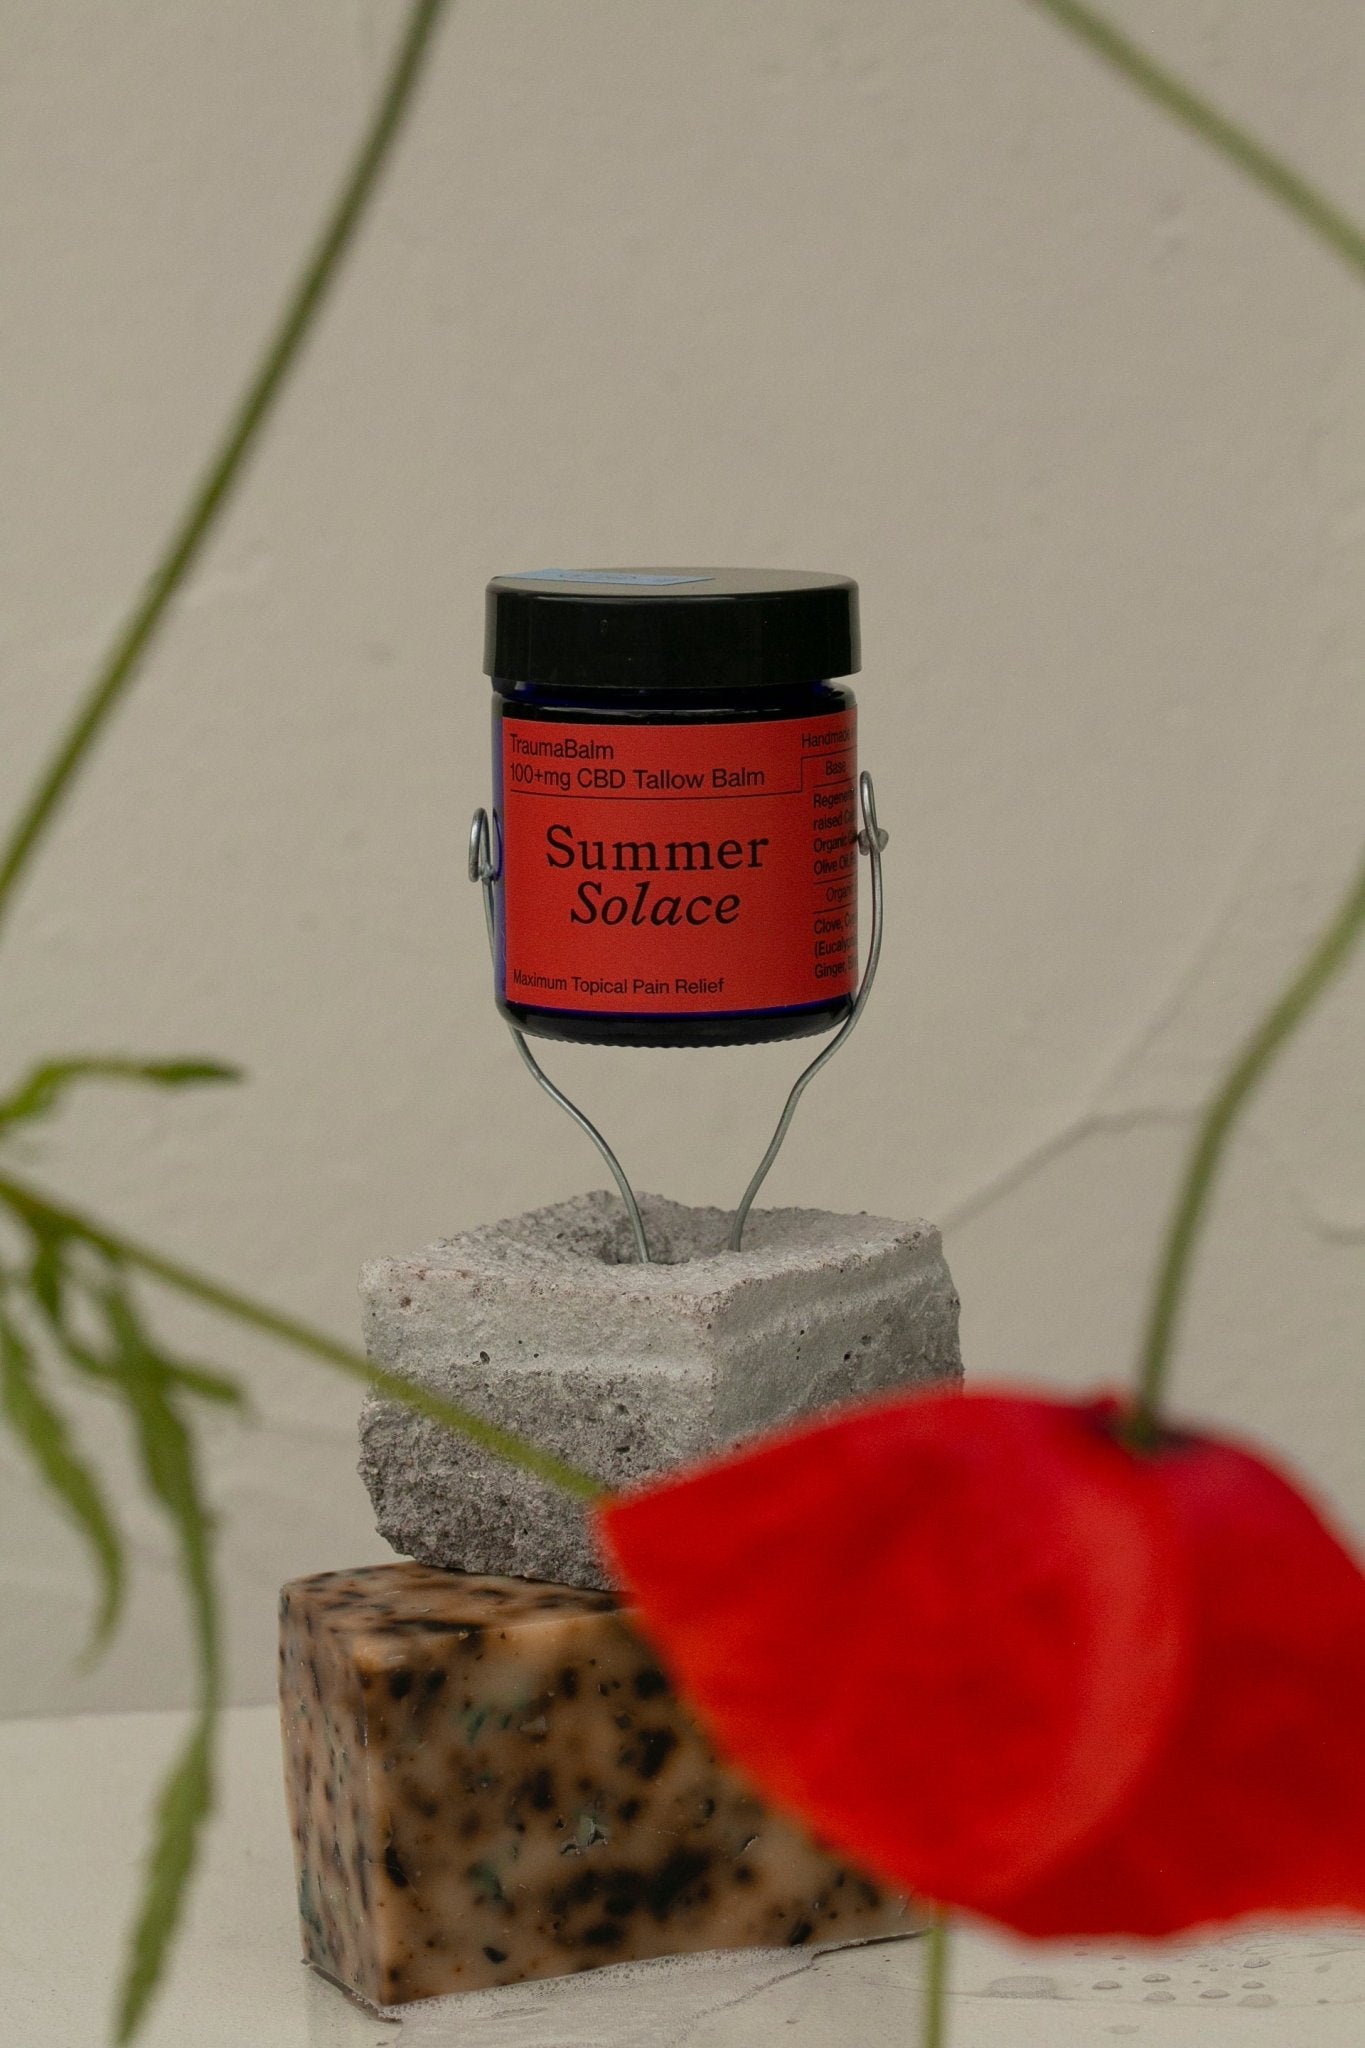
[485,568,860,1047]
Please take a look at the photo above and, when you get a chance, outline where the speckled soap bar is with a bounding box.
[280,1563,914,2006]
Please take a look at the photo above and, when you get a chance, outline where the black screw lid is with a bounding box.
[485,567,859,692]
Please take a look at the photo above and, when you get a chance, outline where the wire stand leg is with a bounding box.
[728,771,887,1252]
[469,809,651,1265]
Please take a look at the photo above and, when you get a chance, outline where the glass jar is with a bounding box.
[485,568,860,1048]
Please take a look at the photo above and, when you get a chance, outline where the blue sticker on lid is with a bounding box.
[512,569,715,587]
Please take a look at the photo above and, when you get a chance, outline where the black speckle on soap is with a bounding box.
[603,1871,646,1917]
[563,1868,602,1908]
[526,1767,555,1812]
[388,1669,414,1701]
[483,1944,507,1963]
[637,1728,678,1780]
[789,1919,815,1946]
[647,1848,711,1917]
[581,1919,626,1948]
[558,1666,580,1699]
[384,1844,411,1888]
[633,1667,667,1699]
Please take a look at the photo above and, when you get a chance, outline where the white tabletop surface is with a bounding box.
[3,1702,1363,2047]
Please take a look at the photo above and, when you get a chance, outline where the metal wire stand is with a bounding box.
[468,769,887,1264]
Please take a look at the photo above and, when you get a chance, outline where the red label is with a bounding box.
[498,710,858,1015]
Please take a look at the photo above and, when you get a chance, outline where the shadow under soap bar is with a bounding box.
[280,1563,914,2005]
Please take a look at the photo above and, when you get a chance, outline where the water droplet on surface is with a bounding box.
[1240,1994,1276,2008]
[984,1974,1059,2000]
[1142,1973,1171,1983]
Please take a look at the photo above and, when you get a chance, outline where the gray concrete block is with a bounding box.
[358,1190,962,1589]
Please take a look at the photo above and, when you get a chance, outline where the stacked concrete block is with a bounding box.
[357,1189,962,1588]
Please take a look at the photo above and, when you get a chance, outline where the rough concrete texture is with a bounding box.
[358,1190,961,1588]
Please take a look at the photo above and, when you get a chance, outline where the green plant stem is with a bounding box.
[1025,0,1365,289]
[922,1911,951,2048]
[0,0,449,945]
[1021,2,1365,1434]
[1134,844,1365,1432]
[0,1169,603,1502]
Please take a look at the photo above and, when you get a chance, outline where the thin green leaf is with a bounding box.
[1133,842,1365,1428]
[7,1253,241,2039]
[158,1359,247,1410]
[21,1257,120,1387]
[0,0,450,946]
[1026,0,1365,292]
[29,1226,69,1325]
[0,1057,241,1141]
[23,1253,246,1415]
[102,1287,218,1682]
[0,1303,125,1653]
[60,1337,245,1415]
[114,1714,214,2046]
[101,1285,222,2042]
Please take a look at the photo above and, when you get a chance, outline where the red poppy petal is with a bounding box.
[596,1390,1188,1907]
[985,1432,1365,1936]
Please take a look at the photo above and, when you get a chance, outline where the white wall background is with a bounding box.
[1,0,1362,1715]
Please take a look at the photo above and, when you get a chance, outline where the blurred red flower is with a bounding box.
[595,1390,1365,1935]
